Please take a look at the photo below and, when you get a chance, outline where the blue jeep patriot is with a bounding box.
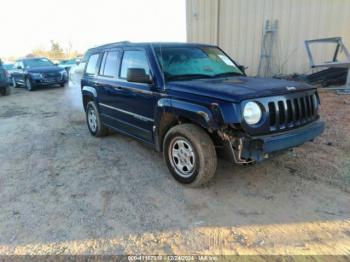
[81,42,325,186]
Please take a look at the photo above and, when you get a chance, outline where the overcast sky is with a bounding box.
[1,0,186,58]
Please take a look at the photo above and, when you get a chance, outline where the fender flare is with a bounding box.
[81,86,98,110]
[154,98,218,130]
[153,98,219,151]
[82,85,97,98]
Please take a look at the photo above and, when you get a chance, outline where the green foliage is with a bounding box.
[50,40,64,59]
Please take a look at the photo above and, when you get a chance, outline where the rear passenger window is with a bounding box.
[100,51,119,78]
[120,50,150,79]
[86,54,99,75]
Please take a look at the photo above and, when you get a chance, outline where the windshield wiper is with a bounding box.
[212,72,243,78]
[166,74,213,81]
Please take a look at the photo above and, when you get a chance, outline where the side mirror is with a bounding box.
[127,68,153,84]
[76,59,81,65]
[16,65,23,70]
[238,65,247,74]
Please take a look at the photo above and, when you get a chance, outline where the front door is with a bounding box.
[12,61,25,85]
[98,48,157,143]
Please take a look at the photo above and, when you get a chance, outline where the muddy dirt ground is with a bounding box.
[0,83,349,255]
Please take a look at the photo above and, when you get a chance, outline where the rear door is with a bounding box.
[96,49,122,110]
[82,52,101,98]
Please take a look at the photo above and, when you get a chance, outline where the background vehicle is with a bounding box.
[3,63,14,78]
[58,58,81,72]
[81,42,324,187]
[0,60,11,96]
[12,57,67,91]
[68,60,86,87]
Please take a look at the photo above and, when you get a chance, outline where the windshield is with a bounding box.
[155,46,243,81]
[3,64,13,70]
[24,58,54,68]
[60,59,76,65]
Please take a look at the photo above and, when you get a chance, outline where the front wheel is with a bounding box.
[163,124,217,187]
[86,101,109,137]
[25,78,34,91]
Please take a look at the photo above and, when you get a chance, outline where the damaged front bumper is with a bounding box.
[222,120,325,164]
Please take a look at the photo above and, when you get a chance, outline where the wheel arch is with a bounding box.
[154,98,218,152]
[82,86,97,111]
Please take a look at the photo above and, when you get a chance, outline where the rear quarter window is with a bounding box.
[85,54,100,75]
[99,51,120,78]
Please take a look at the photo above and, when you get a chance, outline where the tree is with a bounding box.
[65,41,73,58]
[30,41,81,60]
[49,40,64,59]
[32,47,48,57]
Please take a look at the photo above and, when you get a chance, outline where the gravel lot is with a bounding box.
[0,83,349,255]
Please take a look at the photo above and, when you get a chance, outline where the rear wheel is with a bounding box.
[86,101,109,137]
[163,124,217,187]
[25,78,34,91]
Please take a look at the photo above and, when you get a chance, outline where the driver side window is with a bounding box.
[120,50,150,79]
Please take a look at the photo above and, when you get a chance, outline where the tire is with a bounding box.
[163,123,217,187]
[86,101,109,137]
[0,86,11,96]
[25,78,34,91]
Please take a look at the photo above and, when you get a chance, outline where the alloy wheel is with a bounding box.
[168,137,196,178]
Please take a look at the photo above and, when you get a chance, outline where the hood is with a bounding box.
[27,66,62,73]
[167,76,315,102]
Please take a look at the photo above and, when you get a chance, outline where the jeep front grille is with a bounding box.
[241,90,320,136]
[267,93,318,131]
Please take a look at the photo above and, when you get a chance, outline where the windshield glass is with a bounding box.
[155,46,243,81]
[60,59,76,65]
[3,64,13,70]
[24,58,54,68]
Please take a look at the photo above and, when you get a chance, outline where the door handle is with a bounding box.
[113,86,122,90]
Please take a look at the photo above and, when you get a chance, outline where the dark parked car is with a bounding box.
[81,42,325,186]
[12,57,67,91]
[0,60,11,96]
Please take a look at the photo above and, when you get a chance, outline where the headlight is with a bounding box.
[31,73,43,78]
[243,102,262,125]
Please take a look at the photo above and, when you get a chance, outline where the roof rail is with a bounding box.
[95,41,131,49]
